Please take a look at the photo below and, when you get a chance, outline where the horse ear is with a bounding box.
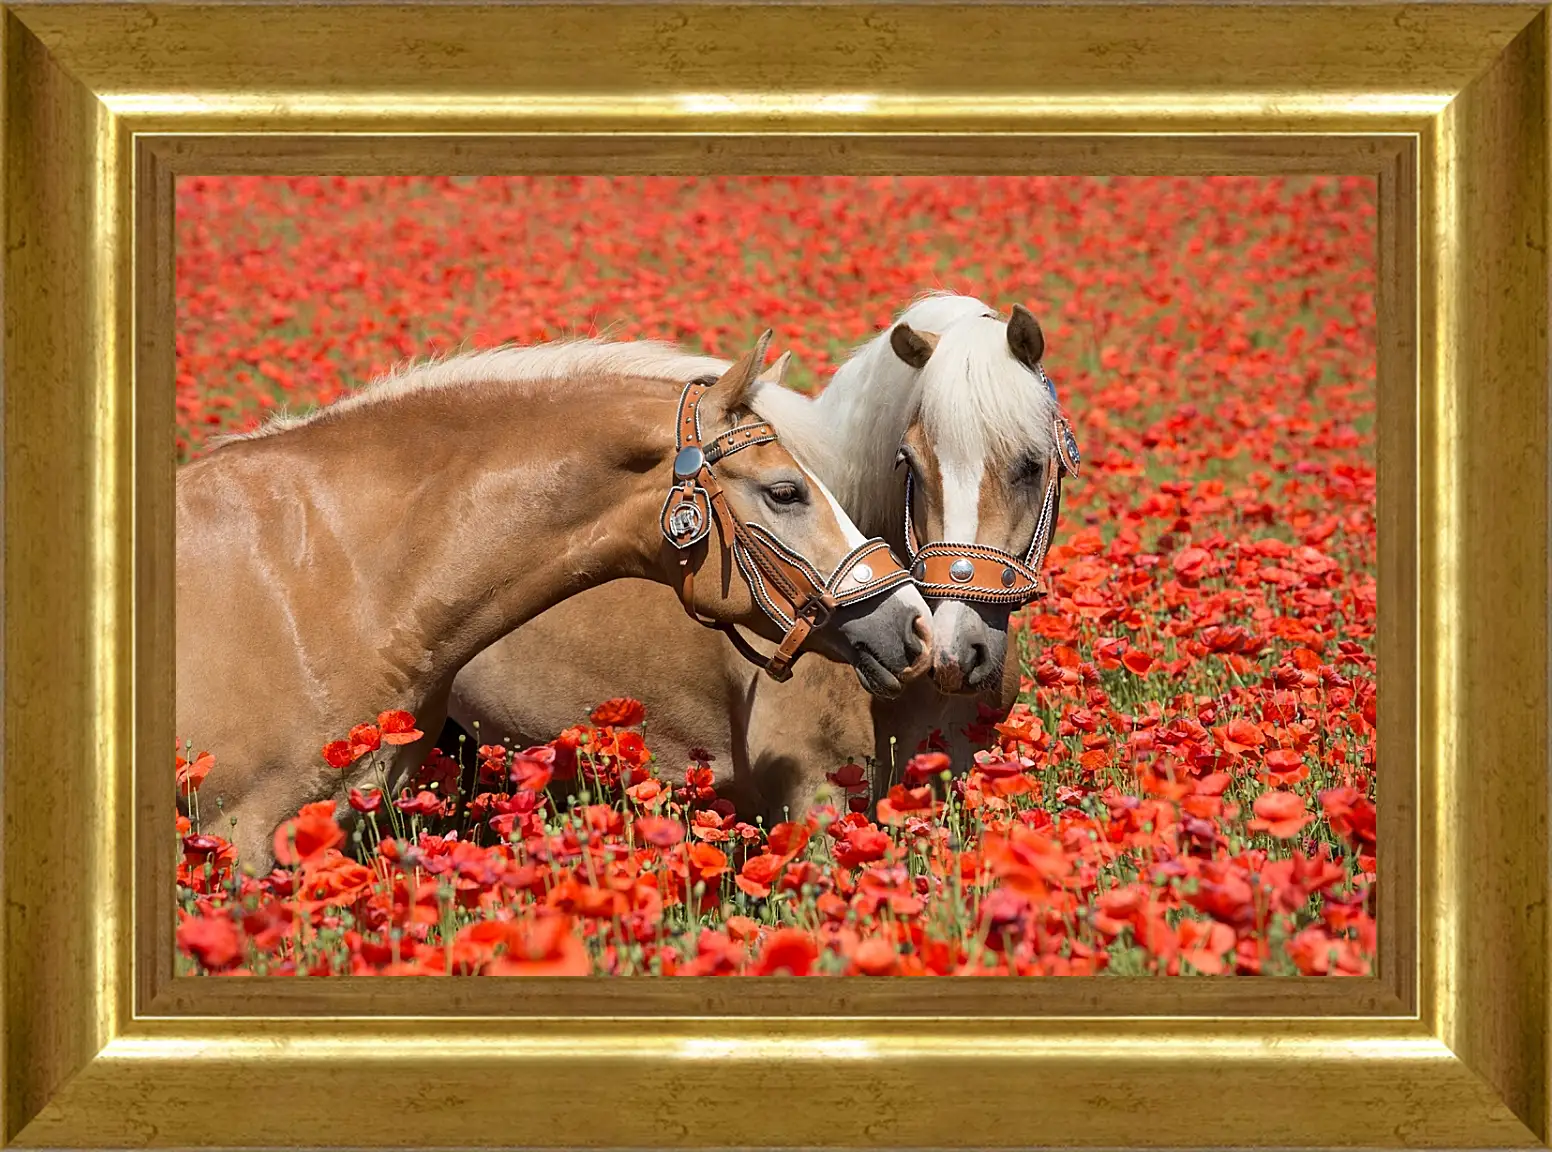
[890,323,939,370]
[708,329,774,413]
[1007,304,1045,370]
[754,349,794,387]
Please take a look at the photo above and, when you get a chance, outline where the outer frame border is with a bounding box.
[2,3,1546,1148]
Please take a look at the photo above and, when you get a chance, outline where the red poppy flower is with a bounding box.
[902,752,951,786]
[766,822,811,861]
[348,788,383,814]
[1319,787,1377,849]
[686,843,729,885]
[849,937,902,976]
[272,800,345,866]
[176,751,216,794]
[181,834,226,860]
[973,759,1029,781]
[735,853,787,898]
[626,778,667,808]
[1171,546,1212,580]
[1178,918,1237,975]
[590,697,646,727]
[348,724,382,754]
[876,784,941,826]
[833,824,891,868]
[635,816,685,848]
[1215,718,1267,756]
[825,762,870,793]
[709,917,753,946]
[376,710,424,745]
[1248,789,1313,839]
[749,927,820,976]
[509,755,554,793]
[394,790,441,816]
[614,730,649,769]
[177,914,244,971]
[689,808,732,842]
[481,915,592,976]
[301,855,379,919]
[1262,747,1308,784]
[1122,650,1156,676]
[1078,748,1111,774]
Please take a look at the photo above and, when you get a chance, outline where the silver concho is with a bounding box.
[667,503,705,540]
[949,558,975,583]
[673,446,706,480]
[850,563,874,584]
[1001,566,1017,588]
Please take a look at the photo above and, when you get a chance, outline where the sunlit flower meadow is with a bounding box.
[175,176,1377,976]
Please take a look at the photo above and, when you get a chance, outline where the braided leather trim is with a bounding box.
[733,543,798,632]
[741,523,829,590]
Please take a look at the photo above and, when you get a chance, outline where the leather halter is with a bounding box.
[662,374,914,682]
[902,361,1081,607]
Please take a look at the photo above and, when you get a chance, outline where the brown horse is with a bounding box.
[177,334,932,871]
[448,295,1080,822]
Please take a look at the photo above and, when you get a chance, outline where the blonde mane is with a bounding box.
[212,339,733,447]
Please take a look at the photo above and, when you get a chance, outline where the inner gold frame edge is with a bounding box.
[130,129,1418,1026]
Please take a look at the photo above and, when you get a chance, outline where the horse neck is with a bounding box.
[802,340,921,543]
[272,377,677,693]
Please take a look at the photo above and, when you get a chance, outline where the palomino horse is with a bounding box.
[177,333,933,871]
[447,294,1080,821]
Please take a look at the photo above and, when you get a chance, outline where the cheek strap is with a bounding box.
[661,374,914,681]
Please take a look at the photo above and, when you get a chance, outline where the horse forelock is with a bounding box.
[916,311,1059,471]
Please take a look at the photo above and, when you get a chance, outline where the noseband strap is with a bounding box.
[903,361,1081,607]
[662,373,914,682]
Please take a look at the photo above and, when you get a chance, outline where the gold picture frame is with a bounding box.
[3,2,1546,1146]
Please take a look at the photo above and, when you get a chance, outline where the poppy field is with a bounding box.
[175,175,1378,976]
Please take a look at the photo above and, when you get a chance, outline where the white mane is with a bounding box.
[748,292,1059,539]
[214,339,732,446]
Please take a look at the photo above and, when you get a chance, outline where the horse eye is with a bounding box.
[766,482,804,505]
[1014,456,1045,485]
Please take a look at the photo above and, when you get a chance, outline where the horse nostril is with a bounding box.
[911,613,933,654]
[964,641,989,678]
[904,612,933,678]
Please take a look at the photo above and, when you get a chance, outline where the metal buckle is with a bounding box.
[797,597,834,628]
[666,500,706,543]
